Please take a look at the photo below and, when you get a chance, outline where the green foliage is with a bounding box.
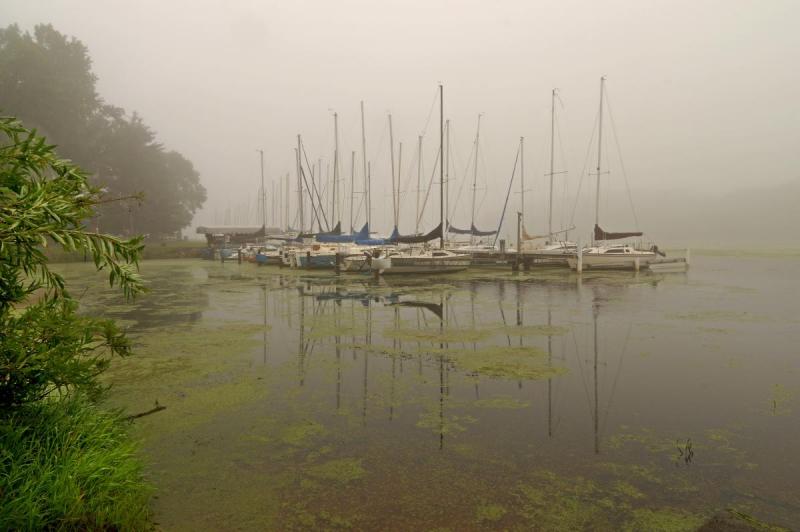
[0,23,206,237]
[0,115,143,408]
[0,394,151,530]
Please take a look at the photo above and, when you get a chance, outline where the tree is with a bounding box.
[0,115,144,407]
[0,23,206,237]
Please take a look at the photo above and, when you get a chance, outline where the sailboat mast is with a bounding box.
[350,151,355,233]
[316,158,322,232]
[258,149,266,234]
[360,101,369,229]
[439,84,444,249]
[389,114,397,228]
[295,141,303,233]
[397,141,403,228]
[333,112,339,226]
[520,136,525,228]
[285,172,290,231]
[470,114,482,246]
[549,88,556,238]
[595,76,606,235]
[416,135,422,234]
[445,119,450,234]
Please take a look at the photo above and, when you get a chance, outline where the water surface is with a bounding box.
[59,254,800,530]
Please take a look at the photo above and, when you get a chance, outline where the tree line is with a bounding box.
[0,23,206,237]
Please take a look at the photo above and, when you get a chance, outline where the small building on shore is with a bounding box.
[196,225,281,247]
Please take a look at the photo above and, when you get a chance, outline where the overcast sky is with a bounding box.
[5,0,800,238]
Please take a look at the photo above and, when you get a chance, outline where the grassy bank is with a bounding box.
[0,395,151,530]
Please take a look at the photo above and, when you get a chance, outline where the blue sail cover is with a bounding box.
[316,223,369,243]
[354,224,395,246]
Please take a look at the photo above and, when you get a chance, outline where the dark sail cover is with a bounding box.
[594,224,643,241]
[394,223,443,244]
[326,221,342,235]
[298,221,343,239]
[447,223,497,236]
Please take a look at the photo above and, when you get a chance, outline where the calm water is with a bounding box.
[59,254,800,530]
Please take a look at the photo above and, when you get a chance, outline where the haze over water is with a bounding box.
[6,0,800,247]
[58,253,800,529]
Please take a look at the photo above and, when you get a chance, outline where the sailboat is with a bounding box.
[523,89,577,264]
[369,85,471,275]
[566,77,661,271]
[447,114,499,255]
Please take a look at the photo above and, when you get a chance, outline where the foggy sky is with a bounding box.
[4,0,800,244]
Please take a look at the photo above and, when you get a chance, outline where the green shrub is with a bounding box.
[0,116,151,528]
[0,115,143,407]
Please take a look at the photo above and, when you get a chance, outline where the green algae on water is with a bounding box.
[281,421,326,446]
[621,508,705,532]
[473,396,530,409]
[475,503,507,523]
[443,345,568,381]
[384,326,492,344]
[307,458,366,483]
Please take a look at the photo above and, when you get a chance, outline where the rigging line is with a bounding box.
[451,139,476,225]
[298,153,326,232]
[416,144,441,229]
[301,142,330,230]
[401,149,420,199]
[604,88,641,230]
[419,86,440,137]
[569,109,600,230]
[600,321,632,436]
[492,143,521,247]
[445,122,459,223]
[555,113,571,231]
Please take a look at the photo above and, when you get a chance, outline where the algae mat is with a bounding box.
[55,256,800,530]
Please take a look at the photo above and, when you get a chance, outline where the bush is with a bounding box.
[0,395,151,530]
[0,115,143,408]
[0,116,151,528]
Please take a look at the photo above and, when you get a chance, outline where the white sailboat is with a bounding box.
[370,85,471,275]
[524,88,577,264]
[567,77,659,271]
[368,247,469,275]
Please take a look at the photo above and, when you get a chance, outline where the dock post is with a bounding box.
[335,252,342,274]
[634,257,640,272]
[576,240,583,274]
[237,250,242,264]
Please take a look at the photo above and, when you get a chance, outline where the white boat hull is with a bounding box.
[567,252,656,271]
[376,256,470,274]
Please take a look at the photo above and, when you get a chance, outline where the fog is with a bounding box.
[5,0,800,246]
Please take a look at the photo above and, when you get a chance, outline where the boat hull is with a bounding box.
[255,253,281,266]
[567,253,656,271]
[372,256,470,275]
[296,253,336,269]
